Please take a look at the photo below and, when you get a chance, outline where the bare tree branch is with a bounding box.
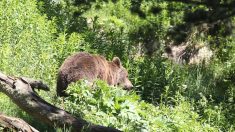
[0,113,39,132]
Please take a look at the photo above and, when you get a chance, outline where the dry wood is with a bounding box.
[0,113,39,132]
[0,72,121,132]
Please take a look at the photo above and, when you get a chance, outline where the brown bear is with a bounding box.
[56,52,133,96]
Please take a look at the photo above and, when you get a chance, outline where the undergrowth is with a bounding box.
[62,80,231,131]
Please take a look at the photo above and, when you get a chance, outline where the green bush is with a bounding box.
[63,80,222,131]
[0,0,56,82]
[0,0,90,91]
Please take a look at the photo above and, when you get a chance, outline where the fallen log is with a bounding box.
[0,113,39,132]
[0,72,121,132]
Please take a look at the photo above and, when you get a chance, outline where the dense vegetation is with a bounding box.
[0,0,234,131]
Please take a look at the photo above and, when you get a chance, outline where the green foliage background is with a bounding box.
[0,0,234,131]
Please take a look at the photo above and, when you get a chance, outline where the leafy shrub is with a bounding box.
[0,0,90,90]
[0,0,56,83]
[63,80,221,131]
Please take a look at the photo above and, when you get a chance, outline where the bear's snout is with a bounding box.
[123,79,133,90]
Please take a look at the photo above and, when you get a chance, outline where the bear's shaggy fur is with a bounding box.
[56,52,133,96]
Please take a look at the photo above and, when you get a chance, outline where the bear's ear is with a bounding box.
[112,57,121,67]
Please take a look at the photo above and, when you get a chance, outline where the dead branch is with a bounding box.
[0,113,39,132]
[0,72,121,132]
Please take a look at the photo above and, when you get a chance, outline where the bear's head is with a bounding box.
[112,57,133,90]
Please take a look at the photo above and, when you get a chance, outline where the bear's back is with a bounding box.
[59,52,109,82]
[60,52,92,70]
